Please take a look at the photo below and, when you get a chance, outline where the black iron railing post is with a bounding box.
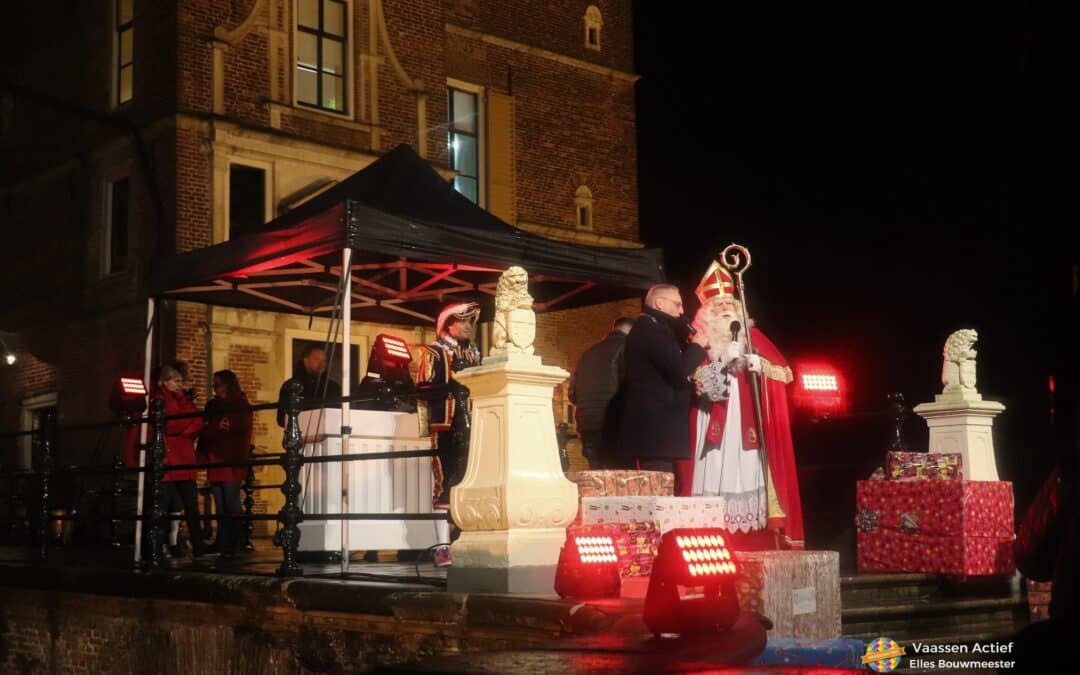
[145,398,167,568]
[242,461,256,551]
[276,381,304,577]
[887,392,908,452]
[37,408,56,561]
[111,452,124,548]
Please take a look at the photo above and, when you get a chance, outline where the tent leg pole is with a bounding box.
[340,248,353,575]
[134,297,155,565]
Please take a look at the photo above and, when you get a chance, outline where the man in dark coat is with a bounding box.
[617,284,709,490]
[276,344,343,426]
[569,317,633,468]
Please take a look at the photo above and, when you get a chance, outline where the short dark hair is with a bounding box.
[301,344,325,359]
[212,369,241,394]
[612,317,634,332]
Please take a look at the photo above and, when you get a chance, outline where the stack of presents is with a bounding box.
[856,450,1015,576]
[564,469,865,670]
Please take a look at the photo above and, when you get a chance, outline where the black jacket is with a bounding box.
[276,365,343,427]
[617,307,706,459]
[569,331,627,434]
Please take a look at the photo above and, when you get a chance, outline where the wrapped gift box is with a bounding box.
[857,530,1015,576]
[856,480,1014,575]
[565,470,674,498]
[580,496,729,532]
[734,550,841,640]
[855,480,1013,538]
[751,638,864,669]
[886,451,963,481]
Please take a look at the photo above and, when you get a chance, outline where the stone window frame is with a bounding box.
[225,158,274,241]
[19,392,58,471]
[100,168,132,278]
[447,78,486,207]
[574,185,594,230]
[293,0,354,117]
[584,6,603,51]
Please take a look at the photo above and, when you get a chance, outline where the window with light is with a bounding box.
[296,0,347,113]
[448,87,480,204]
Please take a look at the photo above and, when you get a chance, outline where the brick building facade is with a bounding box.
[0,1,641,497]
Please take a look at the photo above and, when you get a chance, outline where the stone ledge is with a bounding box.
[0,562,616,638]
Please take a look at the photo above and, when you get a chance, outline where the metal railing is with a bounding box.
[0,381,446,577]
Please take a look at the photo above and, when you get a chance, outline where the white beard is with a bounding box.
[696,307,743,362]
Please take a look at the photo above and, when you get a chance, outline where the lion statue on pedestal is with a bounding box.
[941,328,978,393]
[491,266,535,356]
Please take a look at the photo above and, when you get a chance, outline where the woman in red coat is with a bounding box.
[200,370,253,557]
[153,364,207,557]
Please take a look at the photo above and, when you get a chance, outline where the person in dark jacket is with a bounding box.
[617,284,709,491]
[276,344,343,427]
[200,370,253,557]
[569,317,634,468]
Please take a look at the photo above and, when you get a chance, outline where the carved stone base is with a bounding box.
[447,528,566,594]
[448,351,579,594]
[913,398,1006,481]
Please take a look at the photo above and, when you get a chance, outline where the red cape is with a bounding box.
[675,326,805,550]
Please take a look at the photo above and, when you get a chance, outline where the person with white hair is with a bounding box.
[677,262,804,550]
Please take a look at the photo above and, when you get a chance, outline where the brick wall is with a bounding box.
[445,26,638,242]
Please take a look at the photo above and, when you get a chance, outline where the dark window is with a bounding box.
[448,87,479,204]
[296,0,347,113]
[588,27,598,46]
[115,0,134,105]
[31,405,58,442]
[108,178,129,274]
[578,205,591,229]
[229,165,267,238]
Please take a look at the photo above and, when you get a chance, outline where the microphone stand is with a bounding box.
[719,244,772,542]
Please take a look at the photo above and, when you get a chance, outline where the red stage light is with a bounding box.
[373,334,412,364]
[791,361,847,419]
[109,375,148,415]
[554,526,621,599]
[120,377,147,395]
[644,528,740,636]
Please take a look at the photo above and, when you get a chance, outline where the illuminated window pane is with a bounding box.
[297,69,317,105]
[321,73,344,110]
[119,66,133,104]
[323,0,345,36]
[298,0,318,29]
[322,39,343,74]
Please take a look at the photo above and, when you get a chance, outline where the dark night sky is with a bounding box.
[632,3,1079,499]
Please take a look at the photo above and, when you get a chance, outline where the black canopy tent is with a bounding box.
[141,143,673,430]
[149,144,666,325]
[136,144,666,567]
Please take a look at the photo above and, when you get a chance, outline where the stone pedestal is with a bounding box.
[913,390,1005,481]
[447,351,579,594]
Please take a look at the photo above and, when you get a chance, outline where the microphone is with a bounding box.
[730,320,742,343]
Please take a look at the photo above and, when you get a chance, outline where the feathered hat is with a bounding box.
[436,301,480,335]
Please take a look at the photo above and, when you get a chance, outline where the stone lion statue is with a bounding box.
[491,266,535,354]
[941,328,978,392]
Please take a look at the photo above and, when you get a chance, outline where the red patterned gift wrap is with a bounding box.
[886,451,963,481]
[855,479,1013,538]
[564,470,675,498]
[855,480,1015,576]
[856,530,1015,576]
